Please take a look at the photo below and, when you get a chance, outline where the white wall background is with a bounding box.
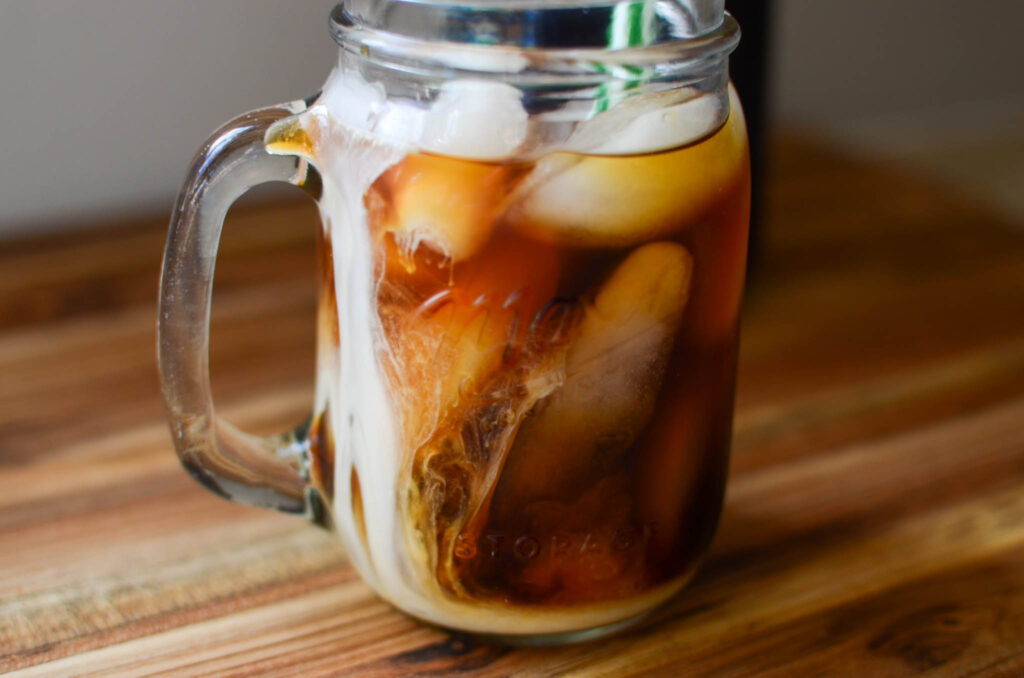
[0,1,335,235]
[773,0,1024,154]
[2,0,1023,236]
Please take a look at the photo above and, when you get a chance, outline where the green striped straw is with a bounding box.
[592,0,658,116]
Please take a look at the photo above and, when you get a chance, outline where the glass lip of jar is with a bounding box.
[328,3,740,84]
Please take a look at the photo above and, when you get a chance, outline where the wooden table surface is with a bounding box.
[2,137,1024,676]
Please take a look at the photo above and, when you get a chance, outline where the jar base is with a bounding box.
[384,562,707,646]
[470,606,657,647]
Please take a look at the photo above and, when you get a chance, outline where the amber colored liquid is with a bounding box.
[310,112,750,612]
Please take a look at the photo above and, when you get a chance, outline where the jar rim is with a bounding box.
[329,2,740,80]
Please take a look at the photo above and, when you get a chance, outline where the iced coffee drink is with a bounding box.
[160,0,749,643]
[265,70,749,636]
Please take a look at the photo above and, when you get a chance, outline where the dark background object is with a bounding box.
[726,0,772,273]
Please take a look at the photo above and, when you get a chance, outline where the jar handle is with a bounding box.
[158,101,317,516]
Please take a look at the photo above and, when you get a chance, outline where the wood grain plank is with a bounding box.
[28,475,1019,678]
[630,550,1024,678]
[5,394,1023,674]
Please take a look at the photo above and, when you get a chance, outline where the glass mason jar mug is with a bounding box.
[159,0,749,643]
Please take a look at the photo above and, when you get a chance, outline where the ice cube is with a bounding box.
[319,67,389,138]
[566,87,724,157]
[503,87,747,247]
[376,154,521,262]
[381,230,562,448]
[493,242,693,510]
[420,80,529,161]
